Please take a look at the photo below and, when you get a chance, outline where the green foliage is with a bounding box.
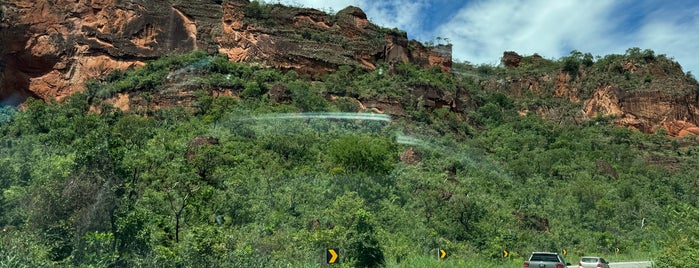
[644,75,653,83]
[626,47,657,62]
[3,48,699,267]
[346,209,386,267]
[288,80,329,112]
[562,56,580,78]
[582,52,595,67]
[654,203,699,267]
[561,50,584,79]
[243,0,287,28]
[328,135,396,175]
[0,230,54,267]
[477,64,499,76]
[517,55,562,74]
[87,50,210,98]
[77,231,119,266]
[245,0,271,20]
[0,105,16,126]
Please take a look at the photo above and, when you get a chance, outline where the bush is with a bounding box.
[241,81,265,98]
[245,0,271,20]
[334,97,360,112]
[328,135,395,175]
[582,53,594,67]
[288,81,329,112]
[0,231,53,267]
[562,57,580,78]
[346,209,386,267]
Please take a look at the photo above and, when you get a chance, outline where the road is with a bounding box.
[568,261,653,268]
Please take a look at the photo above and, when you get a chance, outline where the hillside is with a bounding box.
[472,50,699,137]
[1,1,699,268]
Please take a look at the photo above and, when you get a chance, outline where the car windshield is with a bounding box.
[582,257,600,262]
[531,254,560,262]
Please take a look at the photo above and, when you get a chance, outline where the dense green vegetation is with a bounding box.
[2,50,699,267]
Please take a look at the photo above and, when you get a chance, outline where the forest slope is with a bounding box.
[1,50,699,267]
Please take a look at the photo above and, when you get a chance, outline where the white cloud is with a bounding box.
[436,0,619,65]
[635,7,699,74]
[360,1,430,37]
[269,0,699,73]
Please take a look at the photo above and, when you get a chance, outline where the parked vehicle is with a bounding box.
[523,252,570,268]
[579,256,610,268]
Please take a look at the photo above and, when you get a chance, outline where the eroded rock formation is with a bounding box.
[1,0,215,103]
[488,51,699,136]
[0,0,452,105]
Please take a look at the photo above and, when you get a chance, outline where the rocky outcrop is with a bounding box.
[0,0,452,105]
[399,147,421,165]
[1,0,217,104]
[487,51,699,136]
[579,82,699,135]
[663,120,699,137]
[217,3,451,76]
[502,51,523,68]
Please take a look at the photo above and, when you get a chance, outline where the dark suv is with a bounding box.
[523,252,570,268]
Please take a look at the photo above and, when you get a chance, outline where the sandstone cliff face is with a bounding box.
[583,67,699,137]
[0,0,221,103]
[0,0,451,105]
[489,51,699,136]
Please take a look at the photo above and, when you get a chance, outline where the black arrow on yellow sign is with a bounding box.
[503,249,509,258]
[439,248,447,259]
[326,248,339,264]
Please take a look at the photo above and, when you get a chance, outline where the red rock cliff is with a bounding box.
[487,51,699,136]
[0,0,452,104]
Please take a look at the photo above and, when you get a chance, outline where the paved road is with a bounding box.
[568,261,653,268]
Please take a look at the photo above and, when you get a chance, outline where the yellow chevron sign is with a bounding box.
[503,249,509,258]
[327,248,338,264]
[439,248,447,259]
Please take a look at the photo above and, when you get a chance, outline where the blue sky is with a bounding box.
[274,0,699,74]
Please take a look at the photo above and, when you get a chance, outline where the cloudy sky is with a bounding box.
[273,0,699,74]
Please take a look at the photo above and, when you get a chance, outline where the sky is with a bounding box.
[272,0,699,74]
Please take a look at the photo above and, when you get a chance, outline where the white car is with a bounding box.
[579,256,610,268]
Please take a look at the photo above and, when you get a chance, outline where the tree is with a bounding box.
[326,192,385,267]
[328,135,396,175]
[347,209,385,267]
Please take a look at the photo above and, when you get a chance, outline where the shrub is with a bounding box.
[241,81,265,98]
[333,97,360,112]
[245,0,271,20]
[582,53,594,67]
[288,81,329,112]
[562,57,580,78]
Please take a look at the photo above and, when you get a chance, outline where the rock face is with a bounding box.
[582,85,699,134]
[0,0,451,105]
[501,51,523,68]
[487,51,699,136]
